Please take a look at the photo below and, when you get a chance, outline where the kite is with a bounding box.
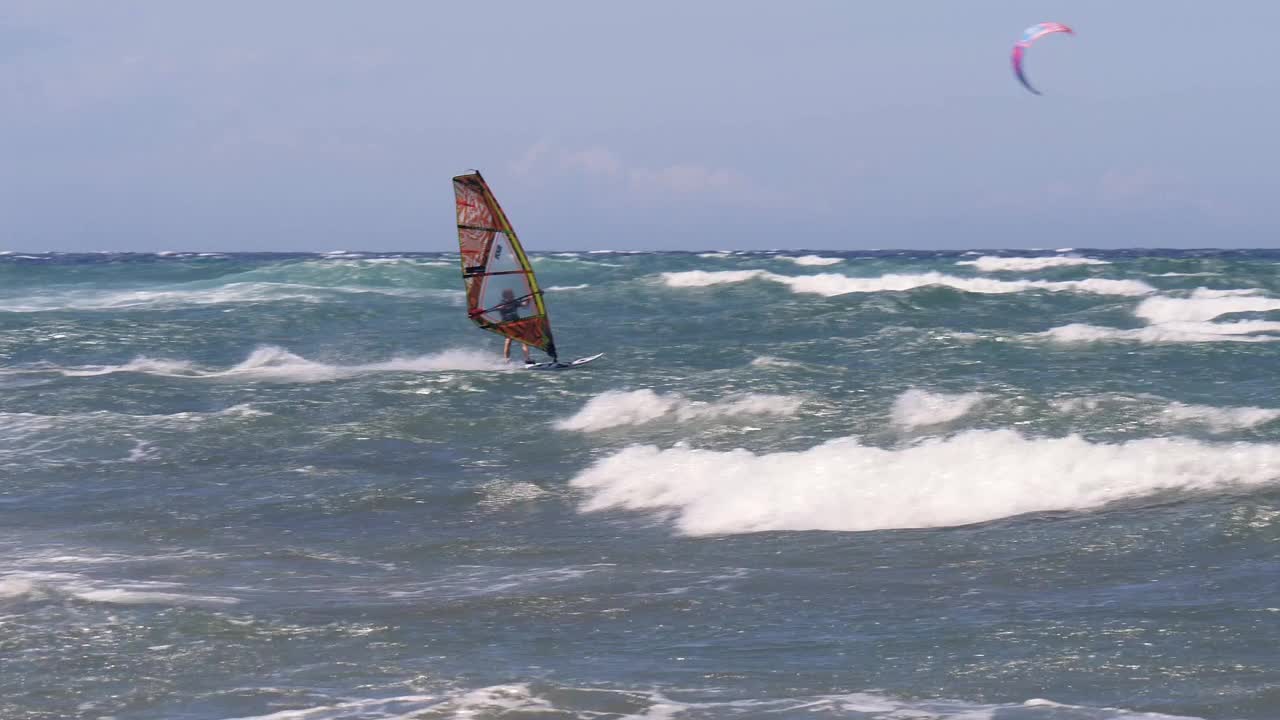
[1012,22,1074,95]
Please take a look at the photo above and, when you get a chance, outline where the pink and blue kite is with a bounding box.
[1012,22,1074,95]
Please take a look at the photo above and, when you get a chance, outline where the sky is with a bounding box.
[2,1,1278,252]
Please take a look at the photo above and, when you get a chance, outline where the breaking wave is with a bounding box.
[661,270,1153,297]
[957,256,1111,272]
[1134,289,1280,324]
[1036,288,1280,344]
[570,429,1280,536]
[662,269,771,287]
[779,254,843,266]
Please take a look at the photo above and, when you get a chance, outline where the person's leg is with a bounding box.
[522,343,531,362]
[503,337,512,360]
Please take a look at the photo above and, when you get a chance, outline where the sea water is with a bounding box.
[2,249,1279,719]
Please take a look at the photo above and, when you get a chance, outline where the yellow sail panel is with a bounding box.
[452,172,557,360]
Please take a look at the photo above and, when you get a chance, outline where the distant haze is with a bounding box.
[3,1,1278,251]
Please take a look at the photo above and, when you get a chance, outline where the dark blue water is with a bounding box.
[2,249,1279,719]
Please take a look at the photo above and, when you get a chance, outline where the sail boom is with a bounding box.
[463,269,532,278]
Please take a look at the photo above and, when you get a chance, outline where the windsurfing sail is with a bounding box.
[453,171,557,361]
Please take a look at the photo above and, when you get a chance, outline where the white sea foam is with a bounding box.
[1052,395,1280,432]
[71,588,240,607]
[696,251,732,258]
[478,481,549,508]
[1160,402,1280,433]
[890,389,988,429]
[957,256,1110,272]
[779,254,843,266]
[555,389,802,432]
[1153,272,1221,277]
[780,272,1152,297]
[750,355,803,369]
[217,694,440,720]
[1038,321,1280,345]
[0,576,39,600]
[1050,394,1141,415]
[660,270,1154,297]
[33,347,508,383]
[318,257,442,267]
[0,571,238,608]
[545,284,590,291]
[570,429,1280,536]
[214,683,1202,720]
[1183,288,1264,298]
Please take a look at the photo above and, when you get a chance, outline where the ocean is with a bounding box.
[2,248,1279,719]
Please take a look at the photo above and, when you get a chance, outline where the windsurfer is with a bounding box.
[496,288,532,363]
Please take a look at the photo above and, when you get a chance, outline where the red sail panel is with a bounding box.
[452,172,557,360]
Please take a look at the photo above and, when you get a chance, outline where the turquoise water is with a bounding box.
[2,249,1279,719]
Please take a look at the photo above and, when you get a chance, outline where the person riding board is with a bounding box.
[495,288,533,363]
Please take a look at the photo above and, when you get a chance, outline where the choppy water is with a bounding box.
[2,248,1280,719]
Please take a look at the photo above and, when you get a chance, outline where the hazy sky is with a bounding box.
[3,1,1278,251]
